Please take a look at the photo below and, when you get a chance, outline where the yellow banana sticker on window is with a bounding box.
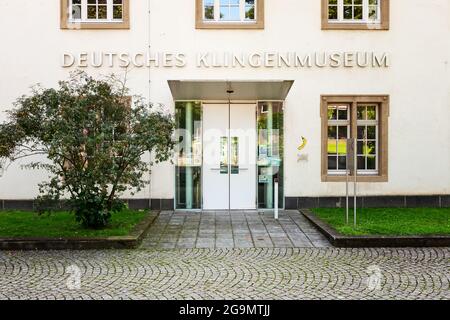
[298,136,307,151]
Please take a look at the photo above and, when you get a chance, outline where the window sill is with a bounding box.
[61,21,130,30]
[196,21,264,29]
[321,174,388,183]
[321,21,389,30]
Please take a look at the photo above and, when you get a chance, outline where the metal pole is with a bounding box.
[346,167,349,224]
[354,138,357,226]
[227,91,231,213]
[274,179,279,220]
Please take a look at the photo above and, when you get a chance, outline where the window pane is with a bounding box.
[205,6,214,19]
[357,156,365,170]
[328,5,338,20]
[328,106,337,120]
[72,5,82,19]
[220,7,240,21]
[257,102,284,209]
[175,102,202,210]
[354,0,363,5]
[98,5,107,19]
[113,0,123,3]
[367,106,377,120]
[338,126,348,139]
[357,141,364,154]
[87,5,97,19]
[328,156,337,170]
[357,126,365,139]
[328,126,337,139]
[354,5,363,19]
[367,141,376,155]
[369,0,378,5]
[228,6,240,20]
[367,126,376,139]
[220,0,240,21]
[337,106,348,120]
[329,0,338,4]
[337,138,347,155]
[338,156,347,170]
[328,139,337,154]
[367,156,376,170]
[113,5,123,19]
[344,0,352,4]
[369,7,378,20]
[357,106,366,120]
[245,6,255,20]
[344,6,352,19]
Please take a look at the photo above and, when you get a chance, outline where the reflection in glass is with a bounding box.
[328,107,337,120]
[98,5,107,19]
[357,156,365,170]
[257,102,284,209]
[328,4,338,20]
[230,137,239,174]
[338,156,347,170]
[220,0,240,21]
[367,106,377,120]
[357,106,366,120]
[113,5,123,19]
[328,126,337,139]
[354,5,363,19]
[328,139,337,154]
[245,0,255,20]
[175,102,202,209]
[367,156,376,170]
[328,156,337,170]
[220,137,228,174]
[338,106,348,120]
[204,0,215,19]
[367,126,376,139]
[338,126,348,139]
[344,6,352,19]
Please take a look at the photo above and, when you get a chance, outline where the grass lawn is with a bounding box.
[311,208,450,236]
[0,209,148,238]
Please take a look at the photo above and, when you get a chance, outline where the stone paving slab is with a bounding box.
[141,210,332,249]
[0,248,448,300]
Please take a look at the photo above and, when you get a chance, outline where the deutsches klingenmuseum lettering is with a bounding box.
[62,51,390,69]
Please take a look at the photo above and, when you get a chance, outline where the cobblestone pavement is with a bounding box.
[141,210,331,249]
[0,248,448,300]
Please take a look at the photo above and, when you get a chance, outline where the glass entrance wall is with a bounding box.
[175,101,202,209]
[257,101,284,209]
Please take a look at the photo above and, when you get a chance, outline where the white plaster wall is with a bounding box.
[0,0,449,200]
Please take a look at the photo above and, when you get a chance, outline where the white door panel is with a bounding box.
[202,104,256,210]
[230,104,256,209]
[202,104,229,210]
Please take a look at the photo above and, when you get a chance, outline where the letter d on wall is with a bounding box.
[62,53,75,68]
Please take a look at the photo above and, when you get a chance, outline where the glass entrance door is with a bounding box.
[175,101,284,210]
